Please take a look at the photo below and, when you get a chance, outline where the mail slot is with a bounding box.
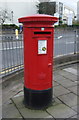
[34,31,51,34]
[18,14,58,109]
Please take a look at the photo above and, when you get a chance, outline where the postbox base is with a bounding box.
[24,87,52,109]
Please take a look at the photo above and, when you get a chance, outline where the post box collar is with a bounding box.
[18,14,58,24]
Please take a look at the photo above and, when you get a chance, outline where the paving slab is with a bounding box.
[12,94,77,119]
[12,95,25,109]
[56,78,77,88]
[52,98,62,106]
[2,102,22,118]
[58,70,77,82]
[68,75,77,82]
[53,74,67,82]
[19,108,53,118]
[46,103,76,118]
[63,68,77,75]
[12,95,54,118]
[53,85,70,97]
[58,93,78,108]
[14,91,24,98]
[58,69,73,76]
[2,82,23,104]
[71,105,78,113]
[65,115,77,119]
[68,86,77,95]
[53,81,59,87]
[71,114,78,118]
[66,114,79,119]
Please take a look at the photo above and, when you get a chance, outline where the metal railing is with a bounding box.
[0,27,79,77]
[54,27,78,57]
[1,34,24,76]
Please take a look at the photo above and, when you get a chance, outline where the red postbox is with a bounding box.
[18,14,58,109]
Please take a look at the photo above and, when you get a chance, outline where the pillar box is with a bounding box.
[18,14,58,109]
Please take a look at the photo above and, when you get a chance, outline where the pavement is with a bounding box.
[2,62,79,119]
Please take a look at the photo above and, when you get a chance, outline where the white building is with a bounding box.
[51,1,75,24]
[63,5,75,24]
[77,1,79,21]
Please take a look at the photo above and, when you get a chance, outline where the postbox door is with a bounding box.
[29,36,53,90]
[37,37,53,89]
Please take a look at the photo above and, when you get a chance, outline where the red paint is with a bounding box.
[18,14,58,90]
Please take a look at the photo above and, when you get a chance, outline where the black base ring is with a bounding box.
[24,87,53,109]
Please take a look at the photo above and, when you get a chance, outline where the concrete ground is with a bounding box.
[2,62,79,119]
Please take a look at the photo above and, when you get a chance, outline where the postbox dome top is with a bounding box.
[18,14,58,24]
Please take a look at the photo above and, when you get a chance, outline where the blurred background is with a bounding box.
[0,0,79,77]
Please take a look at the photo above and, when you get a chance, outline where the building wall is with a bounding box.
[62,5,75,24]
